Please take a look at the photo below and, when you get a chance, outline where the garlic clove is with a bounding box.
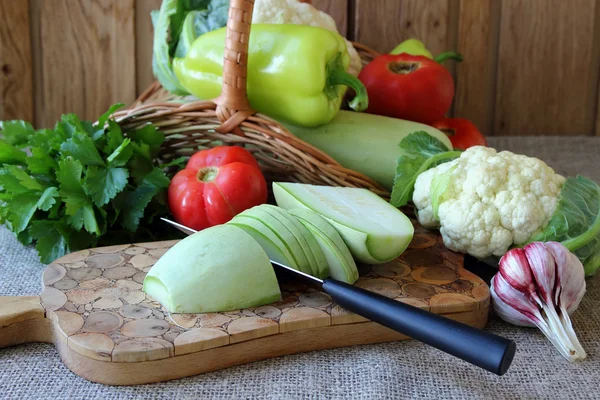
[490,276,535,327]
[499,247,536,295]
[492,272,544,324]
[545,241,586,314]
[524,242,556,305]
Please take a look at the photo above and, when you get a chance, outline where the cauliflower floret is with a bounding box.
[413,146,566,259]
[252,0,362,76]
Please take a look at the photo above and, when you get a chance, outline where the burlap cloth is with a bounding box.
[1,137,599,399]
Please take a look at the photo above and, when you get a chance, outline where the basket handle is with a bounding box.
[215,0,313,134]
[214,0,255,134]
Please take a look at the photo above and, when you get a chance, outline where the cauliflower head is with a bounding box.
[252,0,362,76]
[413,146,566,259]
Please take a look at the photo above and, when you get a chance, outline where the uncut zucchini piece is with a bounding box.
[228,215,300,272]
[143,225,281,313]
[280,110,453,190]
[259,205,329,279]
[240,207,313,275]
[262,204,329,279]
[273,182,414,264]
[289,208,359,284]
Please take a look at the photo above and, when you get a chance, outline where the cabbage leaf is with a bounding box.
[531,175,600,276]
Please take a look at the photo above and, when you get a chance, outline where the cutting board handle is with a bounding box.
[0,296,50,348]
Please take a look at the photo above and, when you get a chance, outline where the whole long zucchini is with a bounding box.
[280,111,452,190]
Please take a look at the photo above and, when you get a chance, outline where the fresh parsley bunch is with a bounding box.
[0,104,181,263]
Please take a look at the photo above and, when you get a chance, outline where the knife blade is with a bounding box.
[161,217,516,375]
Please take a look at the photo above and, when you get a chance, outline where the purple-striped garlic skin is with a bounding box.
[490,276,536,327]
[499,247,538,301]
[523,242,557,306]
[545,241,586,315]
[491,242,587,362]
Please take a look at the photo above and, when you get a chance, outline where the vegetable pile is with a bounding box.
[0,104,180,263]
[1,0,597,366]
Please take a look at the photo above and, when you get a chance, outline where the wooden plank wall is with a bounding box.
[1,0,600,136]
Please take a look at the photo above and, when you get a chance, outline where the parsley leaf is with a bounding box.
[5,194,39,233]
[161,156,188,168]
[105,120,125,154]
[37,187,59,211]
[85,166,129,207]
[0,167,31,195]
[4,165,45,191]
[0,120,34,147]
[97,103,124,129]
[30,128,67,154]
[116,168,170,231]
[107,138,133,167]
[0,139,27,164]
[60,132,105,166]
[56,158,99,234]
[128,124,165,156]
[29,220,69,264]
[26,147,59,175]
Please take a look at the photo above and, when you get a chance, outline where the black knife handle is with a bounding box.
[322,279,516,376]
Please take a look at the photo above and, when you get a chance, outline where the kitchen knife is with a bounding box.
[161,218,516,375]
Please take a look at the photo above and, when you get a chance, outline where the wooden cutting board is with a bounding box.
[0,220,490,385]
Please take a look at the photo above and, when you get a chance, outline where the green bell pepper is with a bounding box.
[173,24,368,127]
[390,38,463,64]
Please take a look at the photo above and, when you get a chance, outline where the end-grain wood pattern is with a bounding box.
[0,220,490,384]
[1,0,600,135]
[37,220,488,364]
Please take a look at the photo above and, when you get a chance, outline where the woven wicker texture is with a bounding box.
[115,0,387,197]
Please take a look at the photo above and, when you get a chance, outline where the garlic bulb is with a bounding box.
[490,241,586,362]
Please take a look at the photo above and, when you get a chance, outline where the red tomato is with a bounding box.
[431,118,487,150]
[168,146,268,231]
[358,54,454,124]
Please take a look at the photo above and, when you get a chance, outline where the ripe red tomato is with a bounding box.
[168,146,268,231]
[431,118,487,150]
[358,54,454,124]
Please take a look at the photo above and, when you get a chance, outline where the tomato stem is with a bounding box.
[197,166,219,182]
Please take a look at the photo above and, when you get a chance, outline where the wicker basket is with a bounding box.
[114,0,387,197]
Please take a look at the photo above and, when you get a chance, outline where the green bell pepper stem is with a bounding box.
[328,68,369,112]
[326,53,368,112]
[434,52,464,64]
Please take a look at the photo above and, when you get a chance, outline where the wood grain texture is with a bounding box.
[0,0,33,121]
[312,0,348,36]
[135,0,162,95]
[29,0,136,128]
[0,296,44,328]
[0,296,49,349]
[495,0,599,136]
[353,0,452,55]
[454,0,500,136]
